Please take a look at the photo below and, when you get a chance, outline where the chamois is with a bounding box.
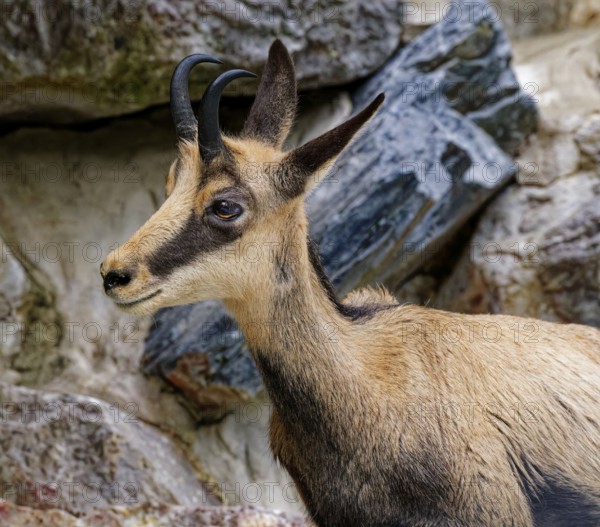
[101,40,600,526]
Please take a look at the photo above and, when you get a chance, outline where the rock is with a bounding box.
[0,233,63,387]
[0,500,304,527]
[576,114,600,169]
[285,90,352,148]
[0,106,192,432]
[400,1,600,43]
[435,172,600,324]
[570,0,600,30]
[0,383,218,515]
[143,0,536,416]
[494,0,578,40]
[499,30,600,187]
[189,394,300,513]
[434,29,600,325]
[511,29,600,122]
[0,0,402,123]
[400,0,447,43]
[0,236,30,385]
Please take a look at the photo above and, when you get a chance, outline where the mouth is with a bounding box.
[114,289,162,309]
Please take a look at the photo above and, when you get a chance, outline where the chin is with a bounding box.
[112,289,165,315]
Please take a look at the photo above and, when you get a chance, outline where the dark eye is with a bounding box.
[211,200,243,221]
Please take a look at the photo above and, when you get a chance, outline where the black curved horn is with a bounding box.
[198,69,257,162]
[170,54,223,142]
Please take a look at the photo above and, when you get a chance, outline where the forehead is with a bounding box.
[203,138,285,199]
[171,139,288,216]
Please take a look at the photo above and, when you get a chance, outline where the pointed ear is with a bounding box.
[275,94,385,198]
[241,39,297,148]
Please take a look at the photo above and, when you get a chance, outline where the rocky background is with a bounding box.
[0,0,599,525]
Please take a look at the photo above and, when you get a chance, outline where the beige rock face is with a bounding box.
[0,108,184,427]
[570,0,600,29]
[190,394,301,513]
[493,0,576,39]
[436,170,600,322]
[0,228,65,388]
[512,29,600,121]
[401,1,600,42]
[0,237,30,385]
[435,29,600,325]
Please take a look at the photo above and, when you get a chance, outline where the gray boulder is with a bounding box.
[0,0,402,123]
[0,500,303,527]
[434,167,600,326]
[143,0,537,418]
[0,383,218,515]
[435,29,600,327]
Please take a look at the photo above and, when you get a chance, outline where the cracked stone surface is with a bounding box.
[0,232,64,386]
[434,29,600,324]
[0,383,219,515]
[0,236,30,381]
[0,0,402,122]
[0,500,304,527]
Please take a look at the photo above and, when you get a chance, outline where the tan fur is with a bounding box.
[102,41,600,526]
[165,160,177,198]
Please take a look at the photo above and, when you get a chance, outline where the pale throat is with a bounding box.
[222,232,349,357]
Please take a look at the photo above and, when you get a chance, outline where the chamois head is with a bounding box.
[101,40,384,314]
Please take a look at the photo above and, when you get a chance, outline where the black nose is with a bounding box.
[103,270,132,292]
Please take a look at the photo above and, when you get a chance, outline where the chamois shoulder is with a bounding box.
[338,286,401,321]
[343,285,398,306]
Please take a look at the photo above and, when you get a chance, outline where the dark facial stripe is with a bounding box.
[146,210,243,278]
